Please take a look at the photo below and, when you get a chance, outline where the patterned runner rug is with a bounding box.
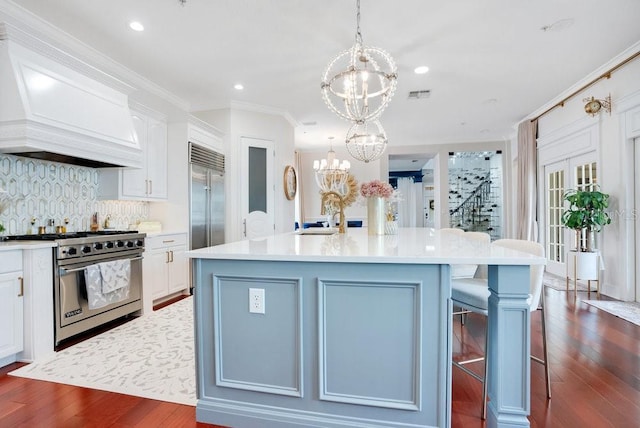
[584,300,640,327]
[10,297,196,406]
[544,272,598,292]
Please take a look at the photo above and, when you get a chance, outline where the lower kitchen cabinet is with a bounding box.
[144,233,189,305]
[0,250,24,366]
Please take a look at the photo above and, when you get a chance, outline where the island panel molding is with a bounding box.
[193,257,452,428]
[213,274,303,397]
[318,278,423,410]
[486,264,531,426]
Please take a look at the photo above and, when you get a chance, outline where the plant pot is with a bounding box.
[567,251,599,280]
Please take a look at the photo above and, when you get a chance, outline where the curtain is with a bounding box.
[516,119,538,241]
[397,177,417,227]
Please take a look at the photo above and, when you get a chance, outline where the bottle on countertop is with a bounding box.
[90,212,99,232]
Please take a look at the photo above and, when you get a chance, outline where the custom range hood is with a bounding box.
[0,23,142,168]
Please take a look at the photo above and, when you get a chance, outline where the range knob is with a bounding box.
[116,240,125,248]
[67,247,77,256]
[94,242,104,250]
[136,240,144,247]
[126,241,134,248]
[82,246,92,254]
[105,241,114,249]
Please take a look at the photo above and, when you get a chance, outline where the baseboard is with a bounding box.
[196,399,433,428]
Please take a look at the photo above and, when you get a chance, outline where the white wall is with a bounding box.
[535,46,640,300]
[195,107,295,242]
[298,147,381,226]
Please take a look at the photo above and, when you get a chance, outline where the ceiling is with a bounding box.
[7,0,640,153]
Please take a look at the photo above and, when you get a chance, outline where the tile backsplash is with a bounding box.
[0,154,149,235]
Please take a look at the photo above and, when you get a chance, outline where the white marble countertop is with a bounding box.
[187,228,546,265]
[0,240,57,251]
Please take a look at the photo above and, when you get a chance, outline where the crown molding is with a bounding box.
[525,40,640,122]
[187,115,224,138]
[129,101,168,122]
[229,100,299,128]
[0,0,190,111]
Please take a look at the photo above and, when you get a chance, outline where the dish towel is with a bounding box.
[99,259,131,294]
[85,264,108,310]
[84,260,131,310]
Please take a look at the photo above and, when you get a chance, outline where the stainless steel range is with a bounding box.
[7,231,145,347]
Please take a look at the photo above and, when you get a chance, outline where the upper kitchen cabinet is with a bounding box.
[98,109,168,201]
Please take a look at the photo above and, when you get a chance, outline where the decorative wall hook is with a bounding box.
[583,94,611,116]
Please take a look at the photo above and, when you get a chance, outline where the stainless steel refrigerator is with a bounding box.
[189,143,225,251]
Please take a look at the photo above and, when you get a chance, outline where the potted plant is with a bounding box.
[561,188,611,252]
[561,188,611,282]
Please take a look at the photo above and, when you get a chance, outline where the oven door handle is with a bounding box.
[59,256,144,274]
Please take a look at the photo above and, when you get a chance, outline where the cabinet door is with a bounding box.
[167,246,189,294]
[146,118,168,199]
[122,113,149,198]
[147,249,169,300]
[0,272,24,359]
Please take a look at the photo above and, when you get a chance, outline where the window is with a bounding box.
[574,161,598,251]
[547,170,565,263]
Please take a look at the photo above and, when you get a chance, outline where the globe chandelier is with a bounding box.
[313,137,351,194]
[320,0,398,125]
[345,119,387,163]
[320,0,397,164]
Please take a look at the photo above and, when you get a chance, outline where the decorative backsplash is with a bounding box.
[0,154,149,235]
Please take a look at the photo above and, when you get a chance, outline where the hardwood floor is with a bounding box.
[1,287,639,427]
[451,287,640,427]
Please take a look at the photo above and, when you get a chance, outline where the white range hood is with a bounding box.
[0,24,142,168]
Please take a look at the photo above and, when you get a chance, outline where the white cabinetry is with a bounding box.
[99,109,168,201]
[0,250,23,366]
[144,233,189,308]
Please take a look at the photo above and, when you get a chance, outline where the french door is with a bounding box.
[543,152,597,277]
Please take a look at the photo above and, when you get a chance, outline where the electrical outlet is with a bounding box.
[249,288,265,314]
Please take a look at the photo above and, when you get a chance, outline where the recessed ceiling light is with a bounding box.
[414,66,429,74]
[234,83,244,90]
[129,21,144,32]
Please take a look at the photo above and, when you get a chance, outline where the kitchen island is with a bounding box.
[188,228,545,428]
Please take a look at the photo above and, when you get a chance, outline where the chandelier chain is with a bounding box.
[355,0,362,45]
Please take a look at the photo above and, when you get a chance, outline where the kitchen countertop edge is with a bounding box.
[0,241,58,251]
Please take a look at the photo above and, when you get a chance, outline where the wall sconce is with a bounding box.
[583,94,611,117]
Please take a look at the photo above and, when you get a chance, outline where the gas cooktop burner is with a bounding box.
[5,230,146,260]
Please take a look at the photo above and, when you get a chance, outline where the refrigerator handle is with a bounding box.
[243,218,247,237]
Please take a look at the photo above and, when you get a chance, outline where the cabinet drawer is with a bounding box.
[0,251,22,273]
[146,233,187,250]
